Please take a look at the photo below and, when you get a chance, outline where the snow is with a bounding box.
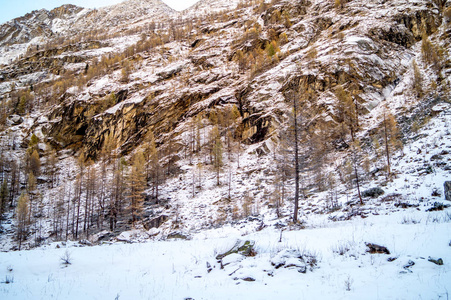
[0,208,450,299]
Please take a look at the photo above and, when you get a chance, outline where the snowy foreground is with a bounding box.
[1,207,450,300]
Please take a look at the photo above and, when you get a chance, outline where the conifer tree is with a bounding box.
[29,150,41,177]
[128,152,146,227]
[145,131,160,201]
[16,192,30,250]
[412,59,423,98]
[381,106,402,178]
[211,126,223,185]
[0,179,8,218]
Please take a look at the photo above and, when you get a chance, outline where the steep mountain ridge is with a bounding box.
[0,0,175,51]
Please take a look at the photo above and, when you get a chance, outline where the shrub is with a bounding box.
[60,250,72,265]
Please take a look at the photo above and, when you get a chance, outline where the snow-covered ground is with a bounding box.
[0,206,450,299]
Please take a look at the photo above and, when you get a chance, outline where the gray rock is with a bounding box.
[444,181,451,201]
[216,240,256,261]
[366,243,390,254]
[362,187,385,198]
[402,260,415,273]
[242,277,256,282]
[428,257,443,265]
[157,63,184,80]
[270,249,316,273]
[9,115,23,125]
[167,232,190,240]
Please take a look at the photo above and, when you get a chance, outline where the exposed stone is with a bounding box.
[79,239,93,246]
[242,277,256,282]
[206,262,212,273]
[365,243,390,254]
[222,253,245,267]
[157,63,185,80]
[387,257,398,262]
[8,115,23,125]
[144,215,168,230]
[394,202,419,209]
[426,202,450,212]
[403,260,415,271]
[428,257,443,266]
[445,181,451,201]
[270,249,317,273]
[167,232,190,240]
[362,187,385,198]
[216,240,256,261]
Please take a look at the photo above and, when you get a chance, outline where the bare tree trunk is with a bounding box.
[293,93,300,223]
[383,111,391,178]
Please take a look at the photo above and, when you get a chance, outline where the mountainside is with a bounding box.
[0,0,450,270]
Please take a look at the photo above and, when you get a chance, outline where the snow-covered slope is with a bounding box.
[0,206,450,299]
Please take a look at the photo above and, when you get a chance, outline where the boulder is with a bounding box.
[444,181,451,201]
[403,260,415,272]
[426,202,450,212]
[216,240,256,261]
[362,187,385,198]
[428,257,443,265]
[157,63,184,80]
[242,277,256,282]
[9,115,23,125]
[365,243,390,254]
[167,232,190,240]
[270,249,317,273]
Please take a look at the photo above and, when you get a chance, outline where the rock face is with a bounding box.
[445,181,451,201]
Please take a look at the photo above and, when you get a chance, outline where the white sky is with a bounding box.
[0,0,200,24]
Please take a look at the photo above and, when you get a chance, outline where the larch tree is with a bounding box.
[29,149,41,177]
[412,59,423,98]
[109,158,126,231]
[16,192,30,250]
[27,172,37,224]
[145,131,160,202]
[47,148,58,188]
[128,151,146,227]
[0,179,8,219]
[381,105,402,178]
[335,85,358,141]
[210,125,223,186]
[282,83,303,224]
[350,140,364,205]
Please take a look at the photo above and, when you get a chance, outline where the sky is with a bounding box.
[0,0,200,24]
